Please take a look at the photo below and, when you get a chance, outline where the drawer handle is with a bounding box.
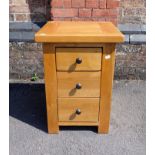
[76,58,82,64]
[76,83,82,89]
[76,109,81,115]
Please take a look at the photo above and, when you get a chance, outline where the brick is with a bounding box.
[52,17,72,21]
[9,6,29,13]
[15,14,27,21]
[92,17,106,21]
[105,17,118,25]
[12,0,28,5]
[86,0,99,8]
[117,44,146,54]
[31,7,46,14]
[63,0,71,8]
[73,17,92,21]
[9,14,14,21]
[124,8,145,16]
[9,43,146,80]
[51,0,63,8]
[92,8,118,17]
[107,0,120,9]
[99,0,106,9]
[119,0,145,8]
[79,9,92,17]
[108,9,119,17]
[28,13,47,22]
[51,8,78,17]
[10,5,45,15]
[118,16,144,25]
[9,0,12,4]
[92,9,108,17]
[9,42,42,51]
[72,0,85,8]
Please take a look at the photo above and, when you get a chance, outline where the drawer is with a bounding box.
[57,72,101,97]
[56,47,102,71]
[58,98,99,122]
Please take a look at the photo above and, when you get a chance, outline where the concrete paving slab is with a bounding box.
[9,80,146,155]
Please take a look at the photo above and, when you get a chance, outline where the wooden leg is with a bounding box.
[43,44,59,134]
[98,44,116,133]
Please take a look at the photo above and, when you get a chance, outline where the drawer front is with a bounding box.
[58,98,99,122]
[56,47,102,71]
[57,72,101,97]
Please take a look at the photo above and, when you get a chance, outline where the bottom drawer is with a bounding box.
[58,98,99,122]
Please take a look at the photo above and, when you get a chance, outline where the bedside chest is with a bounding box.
[35,21,124,134]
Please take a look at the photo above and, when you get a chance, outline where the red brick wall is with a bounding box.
[51,0,120,25]
[9,0,146,25]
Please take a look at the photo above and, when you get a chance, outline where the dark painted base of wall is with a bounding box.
[9,42,146,80]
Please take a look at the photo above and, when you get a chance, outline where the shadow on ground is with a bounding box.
[9,84,97,133]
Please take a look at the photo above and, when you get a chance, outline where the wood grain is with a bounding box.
[59,122,98,126]
[57,71,101,97]
[56,47,102,71]
[98,43,116,133]
[35,21,124,43]
[53,43,104,48]
[58,98,99,122]
[35,21,124,134]
[43,43,59,134]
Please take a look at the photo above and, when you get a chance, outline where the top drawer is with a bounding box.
[56,47,102,71]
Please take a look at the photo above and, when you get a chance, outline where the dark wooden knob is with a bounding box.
[76,109,81,115]
[76,58,82,64]
[76,83,82,89]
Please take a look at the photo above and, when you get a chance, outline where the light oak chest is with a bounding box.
[35,21,124,133]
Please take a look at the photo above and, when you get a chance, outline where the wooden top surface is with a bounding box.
[35,21,124,43]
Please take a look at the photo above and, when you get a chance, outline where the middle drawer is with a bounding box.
[57,72,101,97]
